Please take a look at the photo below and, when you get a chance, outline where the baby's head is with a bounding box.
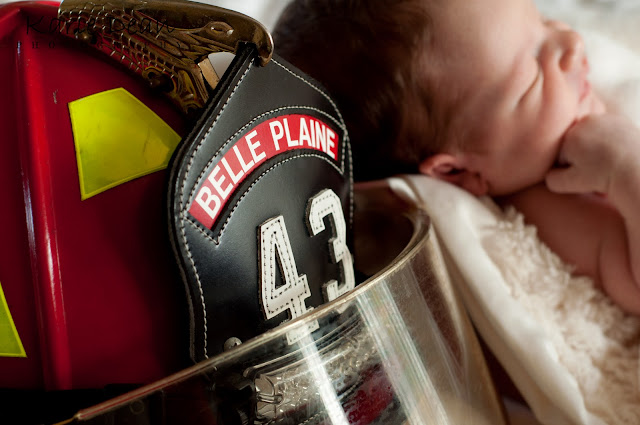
[274,0,442,182]
[274,0,603,195]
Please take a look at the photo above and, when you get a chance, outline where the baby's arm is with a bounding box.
[521,114,640,313]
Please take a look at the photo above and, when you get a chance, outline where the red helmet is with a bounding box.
[1,0,351,402]
[0,3,507,425]
[0,0,188,392]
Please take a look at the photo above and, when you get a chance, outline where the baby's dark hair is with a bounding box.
[273,0,447,181]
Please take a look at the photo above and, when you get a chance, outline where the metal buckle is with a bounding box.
[58,0,274,113]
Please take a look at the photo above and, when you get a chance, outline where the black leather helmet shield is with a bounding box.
[167,47,354,361]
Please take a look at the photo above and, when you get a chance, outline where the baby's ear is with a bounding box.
[418,154,488,196]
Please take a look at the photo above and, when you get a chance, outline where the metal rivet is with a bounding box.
[224,337,242,351]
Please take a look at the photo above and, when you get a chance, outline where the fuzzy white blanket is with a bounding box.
[389,1,640,425]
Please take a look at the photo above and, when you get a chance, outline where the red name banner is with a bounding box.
[189,114,340,229]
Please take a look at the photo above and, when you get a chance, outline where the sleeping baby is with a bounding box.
[273,0,640,315]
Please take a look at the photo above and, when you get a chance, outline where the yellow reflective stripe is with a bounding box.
[0,280,26,357]
[69,88,181,200]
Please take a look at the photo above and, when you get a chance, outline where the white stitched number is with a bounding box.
[307,189,355,302]
[259,216,315,321]
[258,189,354,344]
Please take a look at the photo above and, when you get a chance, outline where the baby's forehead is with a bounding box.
[426,2,540,88]
[428,0,541,45]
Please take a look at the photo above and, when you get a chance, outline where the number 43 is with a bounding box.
[258,189,355,342]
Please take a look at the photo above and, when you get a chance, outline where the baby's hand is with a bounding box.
[545,114,640,200]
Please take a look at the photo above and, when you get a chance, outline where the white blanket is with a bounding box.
[388,1,640,424]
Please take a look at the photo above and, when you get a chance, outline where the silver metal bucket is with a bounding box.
[61,182,506,425]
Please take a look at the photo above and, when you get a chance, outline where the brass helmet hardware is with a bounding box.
[58,0,274,113]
